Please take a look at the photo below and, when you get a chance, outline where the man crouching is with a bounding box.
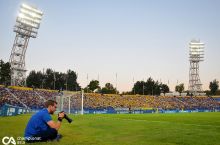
[24,100,65,142]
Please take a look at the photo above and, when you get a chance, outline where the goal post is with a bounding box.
[56,90,84,115]
[81,89,84,115]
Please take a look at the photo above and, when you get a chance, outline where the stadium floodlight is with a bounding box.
[16,4,43,29]
[9,3,43,86]
[188,40,204,95]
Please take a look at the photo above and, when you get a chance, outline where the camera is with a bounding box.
[64,113,72,123]
[59,111,72,123]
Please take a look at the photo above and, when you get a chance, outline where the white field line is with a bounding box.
[93,116,220,128]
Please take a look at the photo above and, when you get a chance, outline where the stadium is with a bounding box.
[1,1,220,145]
[1,85,220,145]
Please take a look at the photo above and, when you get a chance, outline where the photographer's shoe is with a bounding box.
[55,134,63,141]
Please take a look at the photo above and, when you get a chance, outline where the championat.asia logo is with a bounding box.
[1,136,16,145]
[2,136,26,145]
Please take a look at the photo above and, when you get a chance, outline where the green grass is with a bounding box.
[1,112,220,145]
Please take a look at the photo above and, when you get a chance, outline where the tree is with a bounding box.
[145,77,155,95]
[26,68,81,91]
[26,70,43,88]
[132,81,145,95]
[0,60,11,86]
[175,83,184,95]
[88,80,100,92]
[209,79,219,95]
[132,77,165,95]
[44,69,54,89]
[100,83,118,94]
[66,69,81,91]
[121,91,133,95]
[160,84,170,95]
[54,72,65,90]
[153,81,161,95]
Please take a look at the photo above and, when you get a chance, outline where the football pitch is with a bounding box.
[1,112,220,145]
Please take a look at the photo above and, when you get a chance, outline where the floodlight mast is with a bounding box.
[188,40,204,95]
[9,3,43,86]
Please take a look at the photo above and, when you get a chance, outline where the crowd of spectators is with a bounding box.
[145,96,219,110]
[1,86,220,111]
[62,93,220,111]
[0,86,24,107]
[0,86,58,109]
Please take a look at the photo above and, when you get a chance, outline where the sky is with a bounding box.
[0,0,220,92]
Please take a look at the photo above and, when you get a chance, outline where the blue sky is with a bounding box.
[0,0,220,92]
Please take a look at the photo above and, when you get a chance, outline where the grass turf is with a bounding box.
[1,112,220,145]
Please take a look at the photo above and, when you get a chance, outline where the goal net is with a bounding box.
[56,90,84,114]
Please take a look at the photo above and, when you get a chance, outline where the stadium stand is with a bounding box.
[0,86,58,109]
[1,86,220,114]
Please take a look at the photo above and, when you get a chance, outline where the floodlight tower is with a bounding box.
[9,3,43,86]
[188,40,204,95]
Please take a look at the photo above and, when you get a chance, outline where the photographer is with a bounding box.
[24,100,65,142]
